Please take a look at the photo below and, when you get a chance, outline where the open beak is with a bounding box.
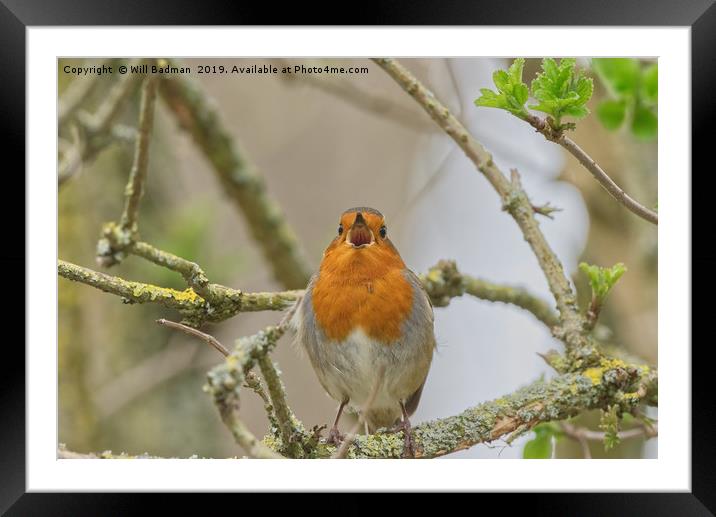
[346,212,374,248]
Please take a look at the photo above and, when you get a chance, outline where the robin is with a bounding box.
[294,207,435,457]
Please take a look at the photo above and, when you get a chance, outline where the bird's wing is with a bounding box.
[401,268,437,417]
[403,268,434,312]
[404,378,427,417]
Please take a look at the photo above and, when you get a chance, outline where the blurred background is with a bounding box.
[58,57,657,459]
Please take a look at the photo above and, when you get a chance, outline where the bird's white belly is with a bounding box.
[315,328,424,413]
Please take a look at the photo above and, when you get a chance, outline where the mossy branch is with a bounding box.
[119,74,158,236]
[58,259,301,326]
[255,356,656,459]
[421,260,559,328]
[205,323,298,458]
[96,71,160,269]
[159,64,312,289]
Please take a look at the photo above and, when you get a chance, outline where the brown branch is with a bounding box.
[119,74,158,236]
[156,318,230,356]
[526,115,658,225]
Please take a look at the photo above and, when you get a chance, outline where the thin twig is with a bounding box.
[119,74,158,235]
[155,318,273,418]
[156,318,230,356]
[526,115,658,225]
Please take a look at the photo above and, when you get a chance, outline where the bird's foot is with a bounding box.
[398,418,415,458]
[326,426,345,446]
[383,418,415,458]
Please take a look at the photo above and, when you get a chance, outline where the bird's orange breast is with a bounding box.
[311,245,413,344]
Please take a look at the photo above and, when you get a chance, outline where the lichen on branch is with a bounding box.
[58,259,301,326]
[421,260,559,328]
[266,356,656,459]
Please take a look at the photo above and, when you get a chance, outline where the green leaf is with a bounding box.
[631,104,658,140]
[474,58,530,119]
[523,435,551,459]
[579,262,627,301]
[596,99,627,130]
[592,58,641,97]
[642,63,658,104]
[522,423,561,459]
[529,58,593,127]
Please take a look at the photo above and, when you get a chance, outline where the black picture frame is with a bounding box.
[3,0,711,513]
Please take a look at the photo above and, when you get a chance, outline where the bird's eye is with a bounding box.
[338,224,344,235]
[379,226,387,238]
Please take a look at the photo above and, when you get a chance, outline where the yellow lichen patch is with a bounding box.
[619,391,641,403]
[598,357,628,370]
[583,367,604,385]
[493,397,510,408]
[582,357,630,386]
[173,288,201,303]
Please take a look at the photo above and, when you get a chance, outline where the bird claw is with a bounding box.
[398,421,415,459]
[326,426,345,446]
[377,419,416,457]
